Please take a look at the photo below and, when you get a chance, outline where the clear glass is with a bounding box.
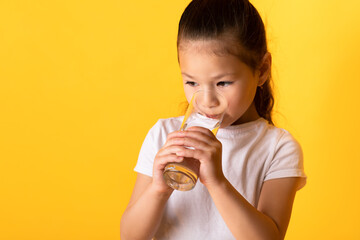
[163,90,227,191]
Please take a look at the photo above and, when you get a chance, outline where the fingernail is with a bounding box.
[176,151,184,156]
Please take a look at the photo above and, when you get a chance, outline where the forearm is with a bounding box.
[120,184,172,240]
[207,179,280,240]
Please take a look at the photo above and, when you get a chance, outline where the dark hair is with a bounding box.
[177,0,274,125]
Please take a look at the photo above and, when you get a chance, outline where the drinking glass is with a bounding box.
[163,90,227,191]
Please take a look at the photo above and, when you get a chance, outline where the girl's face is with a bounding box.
[178,40,269,127]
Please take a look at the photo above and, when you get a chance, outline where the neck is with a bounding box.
[231,102,260,125]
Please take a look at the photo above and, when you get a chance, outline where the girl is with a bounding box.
[121,0,306,239]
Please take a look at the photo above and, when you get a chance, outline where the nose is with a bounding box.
[193,90,227,116]
[198,90,220,109]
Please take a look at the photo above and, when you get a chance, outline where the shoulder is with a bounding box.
[219,118,303,163]
[257,120,302,152]
[262,122,306,188]
[251,120,303,169]
[155,116,184,132]
[150,116,184,135]
[265,124,302,156]
[144,116,184,143]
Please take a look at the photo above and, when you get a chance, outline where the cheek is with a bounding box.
[238,81,258,102]
[225,88,255,113]
[227,98,246,114]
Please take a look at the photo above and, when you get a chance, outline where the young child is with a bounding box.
[121,0,306,239]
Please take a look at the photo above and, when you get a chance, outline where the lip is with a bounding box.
[205,114,221,119]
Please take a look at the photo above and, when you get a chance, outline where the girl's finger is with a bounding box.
[157,145,189,157]
[180,136,212,152]
[166,130,186,141]
[165,127,214,145]
[186,126,216,137]
[175,147,207,162]
[181,128,217,145]
[155,154,184,168]
[162,136,187,148]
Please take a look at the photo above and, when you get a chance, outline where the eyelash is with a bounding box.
[185,81,233,87]
[217,81,233,87]
[185,81,198,87]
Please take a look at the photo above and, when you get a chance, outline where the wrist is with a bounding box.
[149,182,174,200]
[203,175,229,192]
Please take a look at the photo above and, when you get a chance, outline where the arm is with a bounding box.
[120,131,186,240]
[207,177,301,240]
[120,174,172,240]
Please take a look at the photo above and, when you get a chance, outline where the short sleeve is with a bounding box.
[134,120,167,177]
[264,131,307,190]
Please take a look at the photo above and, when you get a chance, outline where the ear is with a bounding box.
[257,52,272,87]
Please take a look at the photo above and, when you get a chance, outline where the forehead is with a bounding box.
[178,39,235,56]
[178,40,245,74]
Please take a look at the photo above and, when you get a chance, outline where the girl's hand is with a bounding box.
[152,131,187,194]
[171,127,225,188]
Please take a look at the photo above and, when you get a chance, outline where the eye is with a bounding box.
[185,81,198,87]
[217,81,233,87]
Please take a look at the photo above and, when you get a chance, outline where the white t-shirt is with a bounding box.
[134,117,306,240]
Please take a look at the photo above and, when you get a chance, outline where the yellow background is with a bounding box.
[1,0,359,239]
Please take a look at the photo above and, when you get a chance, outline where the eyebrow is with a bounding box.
[181,72,235,79]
